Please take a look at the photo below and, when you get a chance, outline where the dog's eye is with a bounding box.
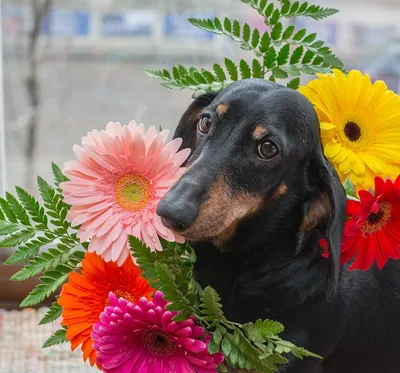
[198,116,212,134]
[258,141,278,159]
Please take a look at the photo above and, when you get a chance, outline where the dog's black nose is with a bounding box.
[156,178,202,232]
[157,197,197,232]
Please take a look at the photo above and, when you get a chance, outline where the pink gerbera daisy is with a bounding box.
[92,291,224,373]
[60,122,190,265]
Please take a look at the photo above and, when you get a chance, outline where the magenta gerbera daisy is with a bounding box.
[92,291,224,373]
[60,122,190,265]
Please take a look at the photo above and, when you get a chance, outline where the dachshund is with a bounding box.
[156,78,400,373]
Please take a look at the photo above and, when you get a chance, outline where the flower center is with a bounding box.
[361,201,392,234]
[105,288,138,307]
[115,174,151,212]
[344,121,362,142]
[142,327,177,357]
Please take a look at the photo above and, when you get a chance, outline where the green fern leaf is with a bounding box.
[20,269,70,307]
[214,64,227,81]
[271,23,283,40]
[252,59,264,78]
[302,6,338,20]
[39,301,63,325]
[201,70,216,83]
[0,220,20,235]
[142,69,171,80]
[42,328,67,348]
[277,44,290,65]
[281,0,290,15]
[240,60,252,79]
[293,29,306,41]
[200,286,224,320]
[259,32,271,53]
[251,28,261,49]
[6,192,30,226]
[0,198,17,223]
[272,68,288,79]
[232,20,241,40]
[223,17,231,33]
[242,23,251,42]
[290,46,304,64]
[282,25,294,40]
[51,163,68,189]
[282,65,300,77]
[11,246,79,281]
[0,229,35,248]
[225,58,238,81]
[129,236,158,287]
[270,9,281,25]
[213,18,223,33]
[265,47,277,69]
[290,1,300,14]
[287,77,300,90]
[15,187,48,229]
[303,33,317,44]
[5,236,55,264]
[302,50,314,64]
[265,3,274,18]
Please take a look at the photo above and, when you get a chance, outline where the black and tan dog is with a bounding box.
[157,79,400,373]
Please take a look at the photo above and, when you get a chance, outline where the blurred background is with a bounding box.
[2,0,400,194]
[0,1,399,371]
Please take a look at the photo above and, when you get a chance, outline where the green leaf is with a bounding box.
[302,6,338,20]
[11,246,80,281]
[5,236,55,264]
[321,52,344,68]
[225,58,238,81]
[290,46,304,64]
[213,64,227,81]
[303,33,317,44]
[239,60,252,79]
[252,59,264,78]
[287,77,300,90]
[0,220,20,235]
[200,286,224,320]
[270,9,281,25]
[20,269,70,307]
[290,1,300,14]
[213,18,223,33]
[265,47,277,69]
[42,329,67,348]
[282,25,294,40]
[265,3,274,18]
[142,69,171,80]
[259,32,271,53]
[232,20,241,40]
[223,17,231,33]
[15,187,47,229]
[51,163,68,188]
[281,0,290,15]
[271,23,283,40]
[6,193,30,226]
[221,338,232,356]
[129,236,157,287]
[213,328,223,345]
[302,50,315,64]
[39,301,63,325]
[283,65,301,76]
[293,29,306,41]
[251,28,260,49]
[0,198,17,223]
[242,23,251,42]
[208,338,220,354]
[272,68,288,79]
[277,44,290,66]
[0,229,35,248]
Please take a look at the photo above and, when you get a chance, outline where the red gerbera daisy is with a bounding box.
[324,175,400,271]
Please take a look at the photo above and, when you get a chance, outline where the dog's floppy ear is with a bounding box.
[301,147,346,299]
[173,92,219,163]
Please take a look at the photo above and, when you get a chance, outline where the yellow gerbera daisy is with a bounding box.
[299,69,400,191]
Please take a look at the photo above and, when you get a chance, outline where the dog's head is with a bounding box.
[157,79,346,296]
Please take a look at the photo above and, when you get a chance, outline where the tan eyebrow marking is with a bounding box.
[216,103,229,117]
[253,125,268,140]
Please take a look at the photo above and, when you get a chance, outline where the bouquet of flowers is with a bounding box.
[2,1,400,372]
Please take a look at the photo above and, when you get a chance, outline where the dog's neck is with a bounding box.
[192,193,330,323]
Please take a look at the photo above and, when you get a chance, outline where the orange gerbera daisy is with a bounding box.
[58,252,154,367]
